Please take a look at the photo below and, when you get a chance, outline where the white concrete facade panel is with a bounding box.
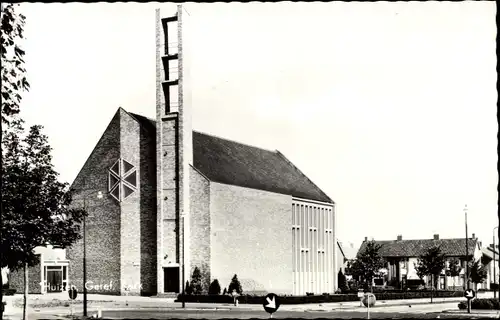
[292,199,335,295]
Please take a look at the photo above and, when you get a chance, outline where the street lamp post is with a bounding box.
[494,226,498,299]
[83,198,88,317]
[181,213,185,309]
[464,205,470,314]
[81,190,108,317]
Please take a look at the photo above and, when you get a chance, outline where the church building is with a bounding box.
[9,6,337,297]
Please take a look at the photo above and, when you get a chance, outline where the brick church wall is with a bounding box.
[67,110,122,295]
[189,166,211,292]
[119,110,157,296]
[137,115,158,296]
[209,182,293,294]
[119,110,142,295]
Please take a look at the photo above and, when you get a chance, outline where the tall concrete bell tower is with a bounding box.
[155,5,192,295]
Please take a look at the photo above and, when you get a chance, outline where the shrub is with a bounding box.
[228,274,242,295]
[406,279,425,290]
[458,298,500,310]
[387,279,400,288]
[176,290,463,304]
[176,294,233,304]
[347,280,359,293]
[208,279,221,295]
[191,267,203,295]
[2,288,16,296]
[185,281,193,295]
[338,270,348,293]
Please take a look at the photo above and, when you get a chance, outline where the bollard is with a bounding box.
[126,288,129,306]
[98,307,102,318]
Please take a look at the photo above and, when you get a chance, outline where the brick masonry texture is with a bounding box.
[67,110,122,295]
[9,258,41,294]
[189,166,211,292]
[209,182,293,294]
[176,7,194,293]
[66,110,159,296]
[119,110,158,296]
[155,9,165,293]
[161,117,178,268]
[136,114,158,296]
[120,110,142,296]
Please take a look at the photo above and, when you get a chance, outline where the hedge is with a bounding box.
[176,290,464,304]
[458,298,500,310]
[2,289,16,296]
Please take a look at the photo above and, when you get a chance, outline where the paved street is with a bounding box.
[5,299,498,320]
[4,292,498,319]
[19,308,499,320]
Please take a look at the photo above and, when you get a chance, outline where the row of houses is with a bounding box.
[3,233,497,295]
[342,233,499,291]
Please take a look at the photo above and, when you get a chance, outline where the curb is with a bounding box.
[443,310,500,315]
[3,298,467,316]
[373,298,464,307]
[7,305,259,316]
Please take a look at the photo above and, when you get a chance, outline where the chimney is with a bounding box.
[472,233,475,239]
[364,237,368,242]
[397,235,402,241]
[433,234,439,240]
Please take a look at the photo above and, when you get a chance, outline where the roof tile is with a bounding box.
[357,238,478,258]
[127,111,334,203]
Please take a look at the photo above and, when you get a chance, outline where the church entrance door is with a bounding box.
[164,267,179,293]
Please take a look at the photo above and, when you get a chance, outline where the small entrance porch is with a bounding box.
[41,262,69,293]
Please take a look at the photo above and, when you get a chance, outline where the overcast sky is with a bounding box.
[18,2,497,249]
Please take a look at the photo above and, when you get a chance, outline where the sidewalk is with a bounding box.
[6,291,492,317]
[277,296,465,312]
[443,309,500,318]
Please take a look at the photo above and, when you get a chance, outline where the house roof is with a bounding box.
[127,111,333,203]
[482,247,499,260]
[338,241,358,260]
[357,238,478,258]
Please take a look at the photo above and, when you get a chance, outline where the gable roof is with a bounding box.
[482,246,499,260]
[192,132,333,203]
[357,238,478,258]
[338,241,359,260]
[126,111,333,203]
